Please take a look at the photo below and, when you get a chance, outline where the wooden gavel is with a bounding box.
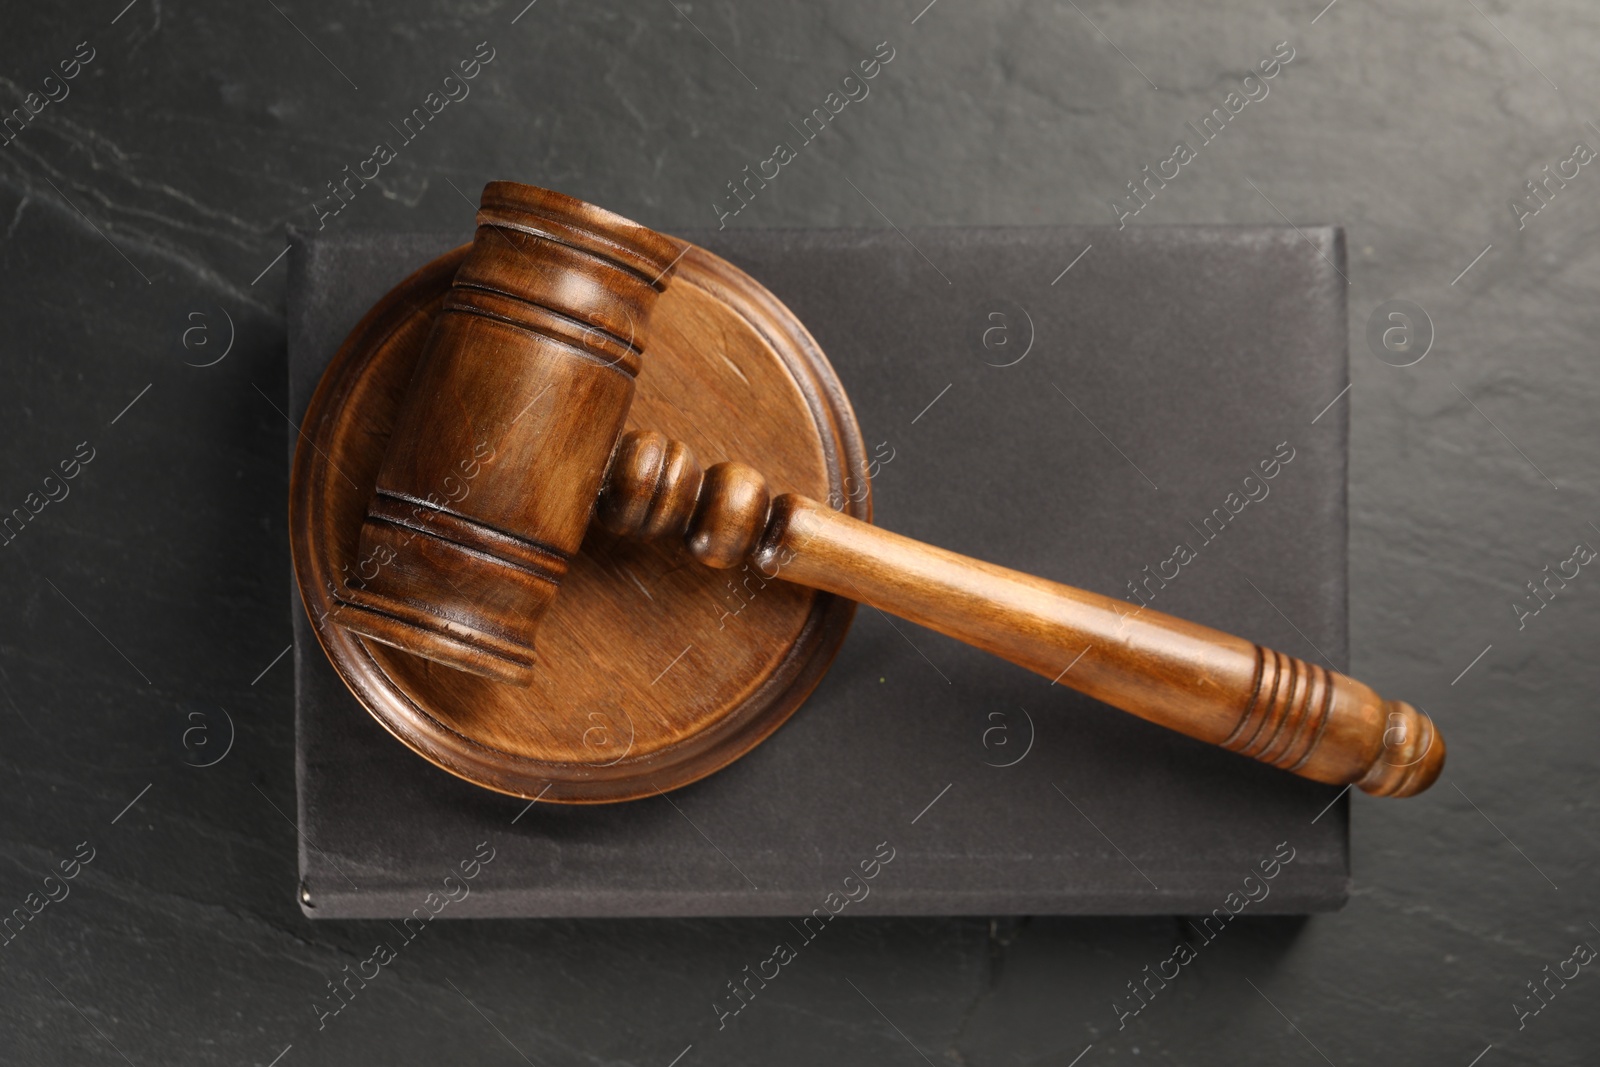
[332,181,1443,799]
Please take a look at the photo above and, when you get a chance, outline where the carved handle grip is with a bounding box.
[598,431,1444,797]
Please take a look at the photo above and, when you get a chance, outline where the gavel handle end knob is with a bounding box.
[1354,700,1445,798]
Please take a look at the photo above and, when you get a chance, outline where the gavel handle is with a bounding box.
[598,431,1444,797]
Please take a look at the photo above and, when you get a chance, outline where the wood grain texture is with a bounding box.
[602,440,1444,798]
[290,237,869,802]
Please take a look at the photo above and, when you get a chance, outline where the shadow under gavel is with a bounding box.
[333,181,1443,799]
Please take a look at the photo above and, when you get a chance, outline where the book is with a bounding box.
[289,223,1350,917]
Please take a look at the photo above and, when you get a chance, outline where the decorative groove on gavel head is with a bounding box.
[332,183,690,685]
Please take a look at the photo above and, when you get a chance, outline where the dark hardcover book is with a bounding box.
[289,224,1350,917]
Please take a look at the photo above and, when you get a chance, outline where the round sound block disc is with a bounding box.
[291,243,869,803]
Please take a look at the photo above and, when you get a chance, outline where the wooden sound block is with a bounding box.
[290,243,869,803]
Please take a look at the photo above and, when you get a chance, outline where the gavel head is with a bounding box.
[333,182,689,685]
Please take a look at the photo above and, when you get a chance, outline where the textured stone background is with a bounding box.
[1,0,1596,1064]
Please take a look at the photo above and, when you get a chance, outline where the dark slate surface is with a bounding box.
[1,1,1596,1064]
[291,225,1350,918]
